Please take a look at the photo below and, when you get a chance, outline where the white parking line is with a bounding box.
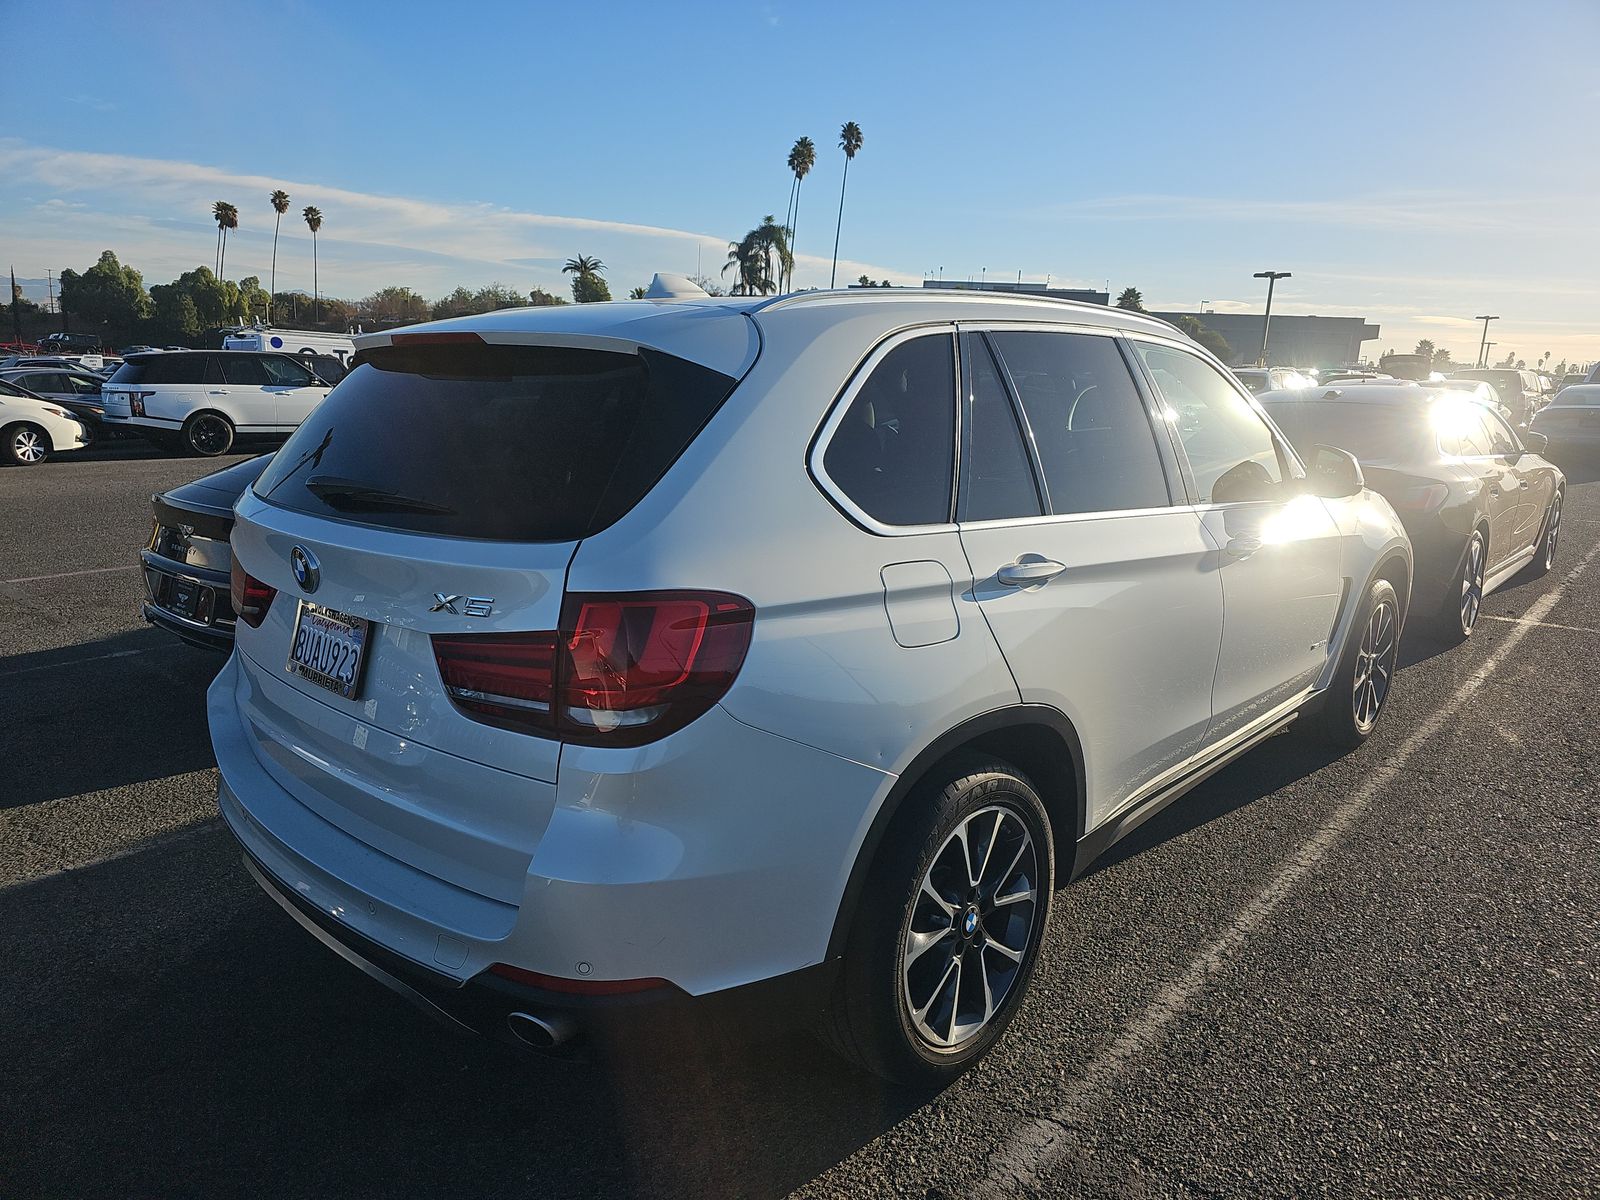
[3,565,139,585]
[1481,614,1600,634]
[977,536,1600,1197]
[0,648,155,680]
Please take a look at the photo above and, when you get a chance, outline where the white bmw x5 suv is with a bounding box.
[212,287,1411,1082]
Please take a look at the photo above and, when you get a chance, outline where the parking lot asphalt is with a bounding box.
[3,444,1598,1199]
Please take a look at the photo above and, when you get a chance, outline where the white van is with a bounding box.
[221,327,356,368]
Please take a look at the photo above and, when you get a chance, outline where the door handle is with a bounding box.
[996,558,1067,587]
[1225,536,1262,559]
[1519,481,1529,490]
[208,389,230,395]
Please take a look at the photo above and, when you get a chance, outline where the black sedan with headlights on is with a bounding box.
[142,455,270,650]
[1263,385,1565,642]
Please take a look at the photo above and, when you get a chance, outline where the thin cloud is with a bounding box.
[1032,191,1555,234]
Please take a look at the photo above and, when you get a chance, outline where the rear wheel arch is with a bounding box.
[825,706,1085,963]
[1371,549,1412,626]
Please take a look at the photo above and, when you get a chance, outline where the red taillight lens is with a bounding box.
[229,552,277,628]
[430,590,754,746]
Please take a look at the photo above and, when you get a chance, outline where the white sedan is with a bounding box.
[1,377,90,465]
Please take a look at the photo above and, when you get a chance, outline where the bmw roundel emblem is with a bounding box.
[963,909,979,936]
[290,545,320,593]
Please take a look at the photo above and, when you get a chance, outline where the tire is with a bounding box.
[3,422,51,466]
[1311,576,1401,750]
[1523,488,1563,579]
[183,411,234,457]
[1437,528,1488,643]
[820,755,1054,1084]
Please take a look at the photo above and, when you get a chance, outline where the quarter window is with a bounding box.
[220,355,269,386]
[822,334,957,527]
[960,337,1041,522]
[1135,343,1283,504]
[991,331,1171,515]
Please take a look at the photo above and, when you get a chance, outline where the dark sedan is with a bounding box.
[142,455,270,650]
[1530,385,1600,458]
[1263,385,1565,641]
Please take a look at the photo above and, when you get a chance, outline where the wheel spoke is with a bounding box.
[986,938,1024,964]
[906,926,953,967]
[920,877,956,920]
[952,823,978,889]
[944,954,964,1043]
[991,882,1035,908]
[972,809,1004,891]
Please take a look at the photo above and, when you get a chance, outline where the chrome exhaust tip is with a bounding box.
[506,1011,576,1051]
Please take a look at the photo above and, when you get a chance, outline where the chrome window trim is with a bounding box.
[807,325,962,537]
[955,501,1207,534]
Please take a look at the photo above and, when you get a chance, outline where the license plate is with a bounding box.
[168,577,210,622]
[287,602,370,700]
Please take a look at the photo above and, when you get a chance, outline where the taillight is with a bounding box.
[431,590,754,746]
[229,551,277,628]
[1392,483,1449,512]
[129,391,151,416]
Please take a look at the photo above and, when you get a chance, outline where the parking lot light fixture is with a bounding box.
[1475,315,1499,368]
[1253,270,1292,367]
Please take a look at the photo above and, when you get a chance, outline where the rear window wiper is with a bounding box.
[305,475,456,515]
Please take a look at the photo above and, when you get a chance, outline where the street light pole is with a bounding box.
[1474,315,1499,368]
[1252,270,1291,367]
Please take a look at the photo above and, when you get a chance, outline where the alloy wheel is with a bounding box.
[13,427,46,464]
[189,415,229,455]
[1351,595,1398,732]
[902,804,1040,1051]
[1544,493,1562,570]
[1460,534,1486,635]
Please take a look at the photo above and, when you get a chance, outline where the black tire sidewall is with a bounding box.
[4,423,49,466]
[1439,530,1486,641]
[1319,576,1400,748]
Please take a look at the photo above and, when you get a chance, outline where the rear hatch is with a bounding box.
[228,334,741,903]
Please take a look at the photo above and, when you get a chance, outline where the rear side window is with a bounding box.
[822,334,956,526]
[960,337,1041,522]
[263,356,316,386]
[110,354,216,385]
[993,332,1171,515]
[220,355,269,386]
[255,342,738,542]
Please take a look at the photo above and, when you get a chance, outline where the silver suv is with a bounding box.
[212,287,1412,1083]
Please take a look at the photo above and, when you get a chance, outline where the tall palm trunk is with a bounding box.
[311,232,319,324]
[790,176,805,291]
[783,176,798,290]
[830,157,850,289]
[269,211,282,322]
[214,226,222,276]
[218,227,228,282]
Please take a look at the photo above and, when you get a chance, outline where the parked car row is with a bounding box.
[119,285,1573,1087]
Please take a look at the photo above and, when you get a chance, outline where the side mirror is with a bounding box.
[1306,444,1365,498]
[1522,430,1549,454]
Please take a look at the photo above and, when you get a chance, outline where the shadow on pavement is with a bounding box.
[0,626,224,809]
[0,825,923,1200]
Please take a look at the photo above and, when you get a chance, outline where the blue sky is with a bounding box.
[3,0,1596,365]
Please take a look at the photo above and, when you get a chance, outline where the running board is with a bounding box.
[1070,711,1300,879]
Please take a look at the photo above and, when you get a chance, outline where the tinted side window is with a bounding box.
[1482,410,1520,455]
[263,356,316,386]
[823,335,956,526]
[960,338,1041,522]
[220,355,269,386]
[149,355,213,385]
[1135,343,1282,503]
[993,332,1171,515]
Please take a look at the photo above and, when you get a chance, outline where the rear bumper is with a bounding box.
[208,651,891,1035]
[141,549,235,651]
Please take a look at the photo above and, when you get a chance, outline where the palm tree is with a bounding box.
[562,256,608,302]
[721,220,790,297]
[268,190,290,322]
[830,122,863,288]
[302,206,323,323]
[562,255,605,277]
[212,201,238,278]
[784,137,816,291]
[629,286,648,299]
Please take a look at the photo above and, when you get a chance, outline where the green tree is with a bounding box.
[1173,315,1232,363]
[1432,346,1453,369]
[629,286,648,299]
[784,136,816,291]
[1115,287,1145,312]
[58,251,151,342]
[149,285,201,343]
[268,190,290,322]
[212,202,239,280]
[303,206,323,321]
[237,275,270,322]
[1414,338,1435,361]
[361,286,430,326]
[830,121,863,288]
[527,287,568,307]
[563,255,611,303]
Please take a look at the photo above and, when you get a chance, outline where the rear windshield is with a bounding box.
[1263,402,1429,463]
[1453,370,1521,395]
[254,342,739,541]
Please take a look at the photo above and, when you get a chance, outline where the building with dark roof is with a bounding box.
[1153,311,1380,368]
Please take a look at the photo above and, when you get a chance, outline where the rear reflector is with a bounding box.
[487,963,670,995]
[431,590,754,746]
[229,552,277,628]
